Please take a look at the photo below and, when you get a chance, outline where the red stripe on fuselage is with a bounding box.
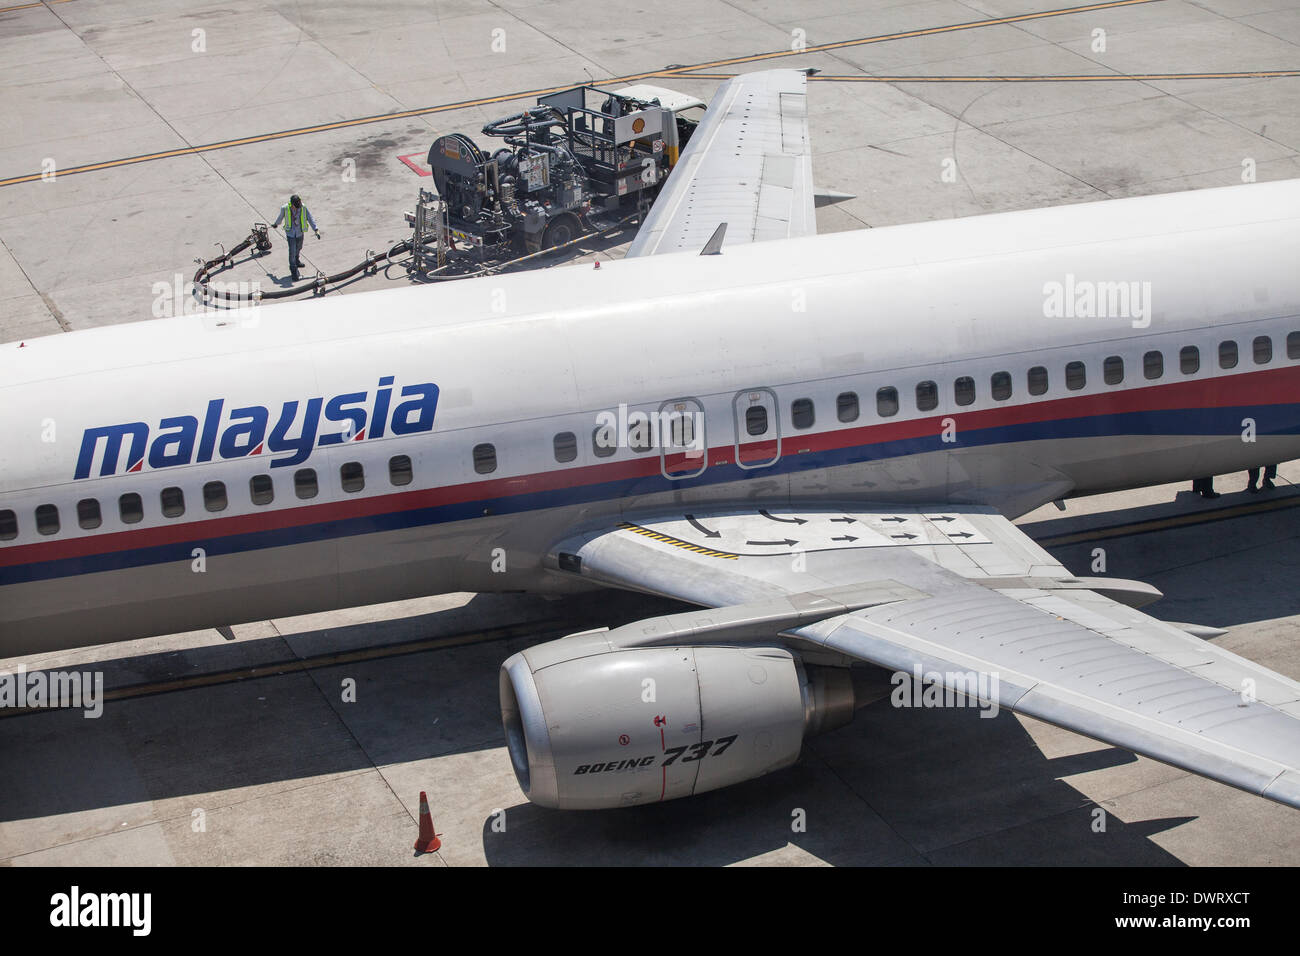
[783,361,1297,457]
[0,450,658,569]
[2,363,1297,570]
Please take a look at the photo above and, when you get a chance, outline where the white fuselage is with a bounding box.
[3,180,1299,654]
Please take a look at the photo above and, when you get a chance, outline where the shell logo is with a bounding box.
[632,117,645,134]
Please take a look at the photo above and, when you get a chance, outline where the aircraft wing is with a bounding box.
[625,69,815,257]
[547,505,1300,809]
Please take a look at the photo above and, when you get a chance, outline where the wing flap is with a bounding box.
[793,586,1300,804]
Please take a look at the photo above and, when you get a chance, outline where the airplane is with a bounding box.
[3,70,1300,813]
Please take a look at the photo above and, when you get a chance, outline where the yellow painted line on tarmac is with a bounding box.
[1032,491,1300,548]
[0,0,73,14]
[0,617,563,717]
[0,0,1166,188]
[689,70,1300,82]
[679,0,1162,72]
[0,84,621,188]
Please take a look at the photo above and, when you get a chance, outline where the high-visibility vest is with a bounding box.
[284,203,308,232]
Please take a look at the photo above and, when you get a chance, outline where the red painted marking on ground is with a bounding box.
[398,153,431,177]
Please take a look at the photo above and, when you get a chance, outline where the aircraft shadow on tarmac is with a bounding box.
[479,701,1195,866]
[1036,487,1300,628]
[4,497,1297,864]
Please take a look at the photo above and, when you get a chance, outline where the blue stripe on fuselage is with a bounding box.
[4,404,1299,586]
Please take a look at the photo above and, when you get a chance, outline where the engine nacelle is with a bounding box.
[499,633,854,809]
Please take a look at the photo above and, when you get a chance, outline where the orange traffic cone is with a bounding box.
[414,791,441,853]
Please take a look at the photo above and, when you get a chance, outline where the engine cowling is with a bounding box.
[499,632,855,809]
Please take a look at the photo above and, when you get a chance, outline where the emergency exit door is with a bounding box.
[660,397,707,479]
[732,388,781,468]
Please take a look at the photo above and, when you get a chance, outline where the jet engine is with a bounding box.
[499,631,856,810]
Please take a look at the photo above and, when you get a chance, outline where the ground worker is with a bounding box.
[270,194,320,281]
[1191,476,1220,499]
[1246,464,1278,493]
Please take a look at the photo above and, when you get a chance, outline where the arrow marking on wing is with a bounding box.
[759,510,807,525]
[685,515,722,538]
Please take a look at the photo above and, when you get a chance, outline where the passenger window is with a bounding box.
[592,425,616,458]
[1288,331,1300,359]
[553,432,578,463]
[954,376,975,407]
[745,405,768,436]
[36,503,60,535]
[389,455,413,485]
[1027,366,1048,396]
[1218,340,1237,370]
[1144,350,1163,379]
[876,387,899,417]
[0,509,16,540]
[1065,361,1086,391]
[250,474,274,505]
[1180,346,1200,374]
[294,468,318,499]
[160,486,185,518]
[791,398,815,429]
[119,492,143,524]
[1103,356,1123,385]
[203,481,227,512]
[1253,336,1272,364]
[473,443,498,474]
[77,498,102,530]
[915,381,938,412]
[836,391,859,423]
[991,371,1011,401]
[340,462,364,493]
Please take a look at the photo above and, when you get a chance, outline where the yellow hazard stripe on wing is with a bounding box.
[617,521,739,559]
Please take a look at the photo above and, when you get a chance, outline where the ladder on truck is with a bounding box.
[406,188,452,273]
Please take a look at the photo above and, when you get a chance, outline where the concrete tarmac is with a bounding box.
[2,0,1299,865]
[3,474,1299,866]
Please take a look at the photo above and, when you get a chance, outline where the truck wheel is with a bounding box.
[542,214,581,249]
